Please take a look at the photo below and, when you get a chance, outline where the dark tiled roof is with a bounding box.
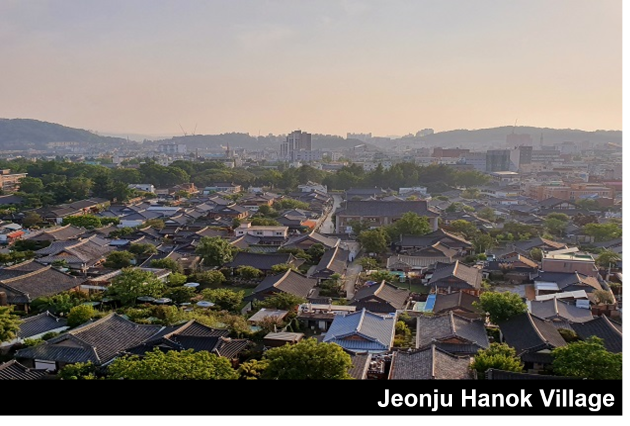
[15,314,163,366]
[311,247,348,278]
[416,312,489,354]
[27,225,85,242]
[571,316,622,353]
[397,229,472,248]
[18,311,68,338]
[429,261,482,289]
[225,252,295,270]
[528,299,593,323]
[351,281,409,313]
[534,272,603,292]
[0,261,79,304]
[338,200,439,218]
[35,235,113,266]
[499,312,567,357]
[0,360,49,380]
[251,270,317,299]
[389,346,472,380]
[432,292,481,316]
[348,352,371,380]
[281,231,340,249]
[485,368,577,380]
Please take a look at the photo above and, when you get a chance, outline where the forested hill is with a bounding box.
[383,126,622,149]
[0,118,128,150]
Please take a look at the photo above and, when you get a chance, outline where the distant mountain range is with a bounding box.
[0,118,622,152]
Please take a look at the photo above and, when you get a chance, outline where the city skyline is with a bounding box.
[0,1,621,136]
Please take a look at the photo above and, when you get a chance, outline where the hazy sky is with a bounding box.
[0,0,621,137]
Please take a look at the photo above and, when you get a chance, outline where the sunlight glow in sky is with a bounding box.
[0,0,621,137]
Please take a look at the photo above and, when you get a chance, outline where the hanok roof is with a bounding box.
[0,360,49,380]
[432,292,481,316]
[350,281,409,313]
[485,368,577,380]
[26,225,85,242]
[428,261,482,290]
[538,197,578,209]
[247,308,289,324]
[124,320,250,359]
[311,246,349,278]
[571,316,622,353]
[388,345,472,380]
[18,311,68,338]
[323,309,396,352]
[534,272,603,292]
[0,261,79,304]
[15,314,163,366]
[35,235,113,266]
[337,200,439,218]
[528,299,593,324]
[281,231,340,249]
[345,188,388,197]
[499,312,567,361]
[225,252,297,270]
[416,312,489,354]
[251,269,317,299]
[513,237,566,252]
[397,229,472,249]
[347,352,371,380]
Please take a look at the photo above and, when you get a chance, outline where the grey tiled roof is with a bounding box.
[251,270,317,299]
[499,312,567,357]
[416,312,489,354]
[35,235,113,266]
[432,292,481,316]
[225,252,295,270]
[397,229,472,249]
[0,360,49,380]
[18,311,68,338]
[282,231,340,249]
[338,200,439,218]
[429,261,482,289]
[348,353,371,380]
[15,314,163,366]
[323,309,396,352]
[27,225,85,242]
[389,346,472,380]
[311,247,348,278]
[0,261,79,304]
[351,281,410,313]
[485,368,577,380]
[534,272,603,292]
[571,316,622,353]
[529,299,593,323]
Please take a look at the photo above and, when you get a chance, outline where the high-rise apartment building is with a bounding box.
[281,130,312,160]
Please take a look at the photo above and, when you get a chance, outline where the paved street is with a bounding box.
[319,193,342,234]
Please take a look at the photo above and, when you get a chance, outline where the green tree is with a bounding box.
[189,270,226,287]
[62,214,102,229]
[357,228,390,254]
[551,337,622,380]
[251,217,282,226]
[347,219,371,235]
[450,220,478,239]
[546,212,571,222]
[21,212,43,228]
[145,218,165,230]
[104,251,135,269]
[18,176,45,193]
[67,304,97,328]
[582,223,622,242]
[471,343,524,377]
[237,359,269,380]
[201,288,244,312]
[369,270,399,284]
[472,233,496,254]
[305,243,326,263]
[108,348,239,380]
[544,218,568,236]
[150,258,183,274]
[258,293,306,311]
[473,291,527,324]
[357,257,379,270]
[592,290,615,305]
[477,207,496,222]
[270,263,297,274]
[58,362,98,380]
[595,250,621,268]
[262,338,353,380]
[0,306,22,343]
[128,243,158,257]
[167,272,188,287]
[108,268,166,305]
[30,291,86,316]
[164,286,197,304]
[387,212,430,239]
[529,247,543,261]
[195,236,238,267]
[236,265,263,280]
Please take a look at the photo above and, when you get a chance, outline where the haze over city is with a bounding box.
[0,0,621,137]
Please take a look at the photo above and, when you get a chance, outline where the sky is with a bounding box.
[0,0,621,137]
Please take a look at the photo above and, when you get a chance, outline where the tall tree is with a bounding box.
[551,337,622,380]
[108,348,239,380]
[0,306,21,343]
[357,228,390,254]
[262,338,353,380]
[387,212,430,239]
[595,250,621,268]
[471,343,524,377]
[195,236,238,267]
[108,268,166,305]
[202,288,244,312]
[473,291,527,324]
